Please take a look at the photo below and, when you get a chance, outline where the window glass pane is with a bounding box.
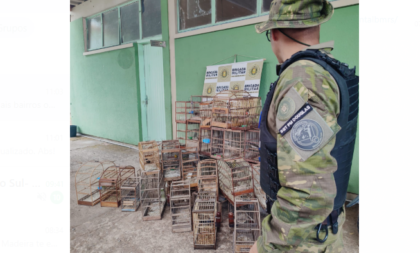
[262,0,272,13]
[141,0,162,38]
[216,0,257,22]
[87,16,102,50]
[121,2,140,43]
[103,9,119,47]
[179,0,211,30]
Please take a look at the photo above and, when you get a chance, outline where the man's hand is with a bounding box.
[249,241,258,253]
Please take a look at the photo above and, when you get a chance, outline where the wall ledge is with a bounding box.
[83,43,133,56]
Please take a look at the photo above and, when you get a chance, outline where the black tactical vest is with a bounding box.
[259,49,359,214]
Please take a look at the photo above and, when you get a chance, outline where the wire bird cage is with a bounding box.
[217,159,254,205]
[244,130,260,163]
[199,99,214,128]
[99,165,135,207]
[210,128,244,160]
[186,119,201,148]
[233,197,261,253]
[75,161,115,206]
[211,90,253,130]
[197,159,219,199]
[191,95,214,123]
[251,164,266,212]
[181,147,200,187]
[140,170,166,221]
[199,127,212,156]
[138,141,161,173]
[192,197,217,249]
[170,180,192,233]
[248,97,262,129]
[176,101,193,123]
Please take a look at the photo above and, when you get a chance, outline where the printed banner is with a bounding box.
[203,59,264,97]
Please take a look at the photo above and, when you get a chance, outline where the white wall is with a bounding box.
[70,0,132,22]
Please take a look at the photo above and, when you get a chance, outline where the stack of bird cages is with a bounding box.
[248,97,262,129]
[99,165,131,208]
[138,141,161,172]
[244,129,260,164]
[181,147,200,187]
[192,196,217,249]
[217,159,254,204]
[251,164,266,211]
[197,159,218,199]
[186,119,201,148]
[210,127,225,159]
[191,95,213,123]
[233,197,261,253]
[170,180,192,233]
[161,140,182,181]
[140,170,165,221]
[75,161,115,206]
[199,127,212,156]
[211,90,252,130]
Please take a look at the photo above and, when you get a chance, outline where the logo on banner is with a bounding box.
[207,87,213,94]
[250,66,258,76]
[233,84,240,90]
[291,119,323,150]
[221,69,228,78]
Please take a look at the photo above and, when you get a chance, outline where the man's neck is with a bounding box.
[278,41,319,63]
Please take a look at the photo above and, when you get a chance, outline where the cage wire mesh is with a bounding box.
[193,195,217,249]
[99,165,127,207]
[181,147,200,187]
[186,120,200,148]
[120,172,141,212]
[176,101,192,123]
[199,127,212,156]
[75,161,115,206]
[176,122,187,147]
[210,127,225,159]
[224,129,244,159]
[191,95,213,122]
[251,164,266,211]
[197,159,218,198]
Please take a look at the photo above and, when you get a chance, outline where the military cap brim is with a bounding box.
[255,1,334,34]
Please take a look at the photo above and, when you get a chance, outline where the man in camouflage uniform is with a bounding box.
[250,0,347,252]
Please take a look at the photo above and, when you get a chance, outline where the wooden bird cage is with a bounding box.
[192,197,217,249]
[75,161,115,206]
[224,129,244,159]
[210,127,225,159]
[99,165,133,208]
[244,129,260,164]
[248,97,262,129]
[211,90,252,130]
[181,147,199,187]
[176,101,192,123]
[176,122,187,147]
[251,164,266,212]
[140,170,165,221]
[161,140,182,181]
[138,141,161,173]
[170,180,192,233]
[199,100,213,128]
[121,171,141,212]
[233,197,261,253]
[197,159,218,199]
[217,159,254,205]
[191,95,213,123]
[199,127,212,156]
[186,119,201,148]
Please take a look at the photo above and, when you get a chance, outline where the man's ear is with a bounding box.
[272,29,280,42]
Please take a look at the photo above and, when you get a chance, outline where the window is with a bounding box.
[86,0,162,51]
[216,0,257,23]
[177,0,270,32]
[141,0,162,38]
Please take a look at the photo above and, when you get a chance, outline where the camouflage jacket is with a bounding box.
[257,41,342,252]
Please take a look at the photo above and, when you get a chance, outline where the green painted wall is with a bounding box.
[70,18,141,145]
[174,5,359,194]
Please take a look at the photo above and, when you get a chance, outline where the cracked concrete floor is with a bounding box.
[71,136,359,253]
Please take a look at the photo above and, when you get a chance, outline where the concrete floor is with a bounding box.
[70,136,359,253]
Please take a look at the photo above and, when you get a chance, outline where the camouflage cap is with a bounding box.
[255,0,334,33]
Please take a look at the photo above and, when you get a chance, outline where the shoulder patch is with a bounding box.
[276,88,335,161]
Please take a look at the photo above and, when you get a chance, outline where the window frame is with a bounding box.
[177,0,269,33]
[85,0,163,52]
